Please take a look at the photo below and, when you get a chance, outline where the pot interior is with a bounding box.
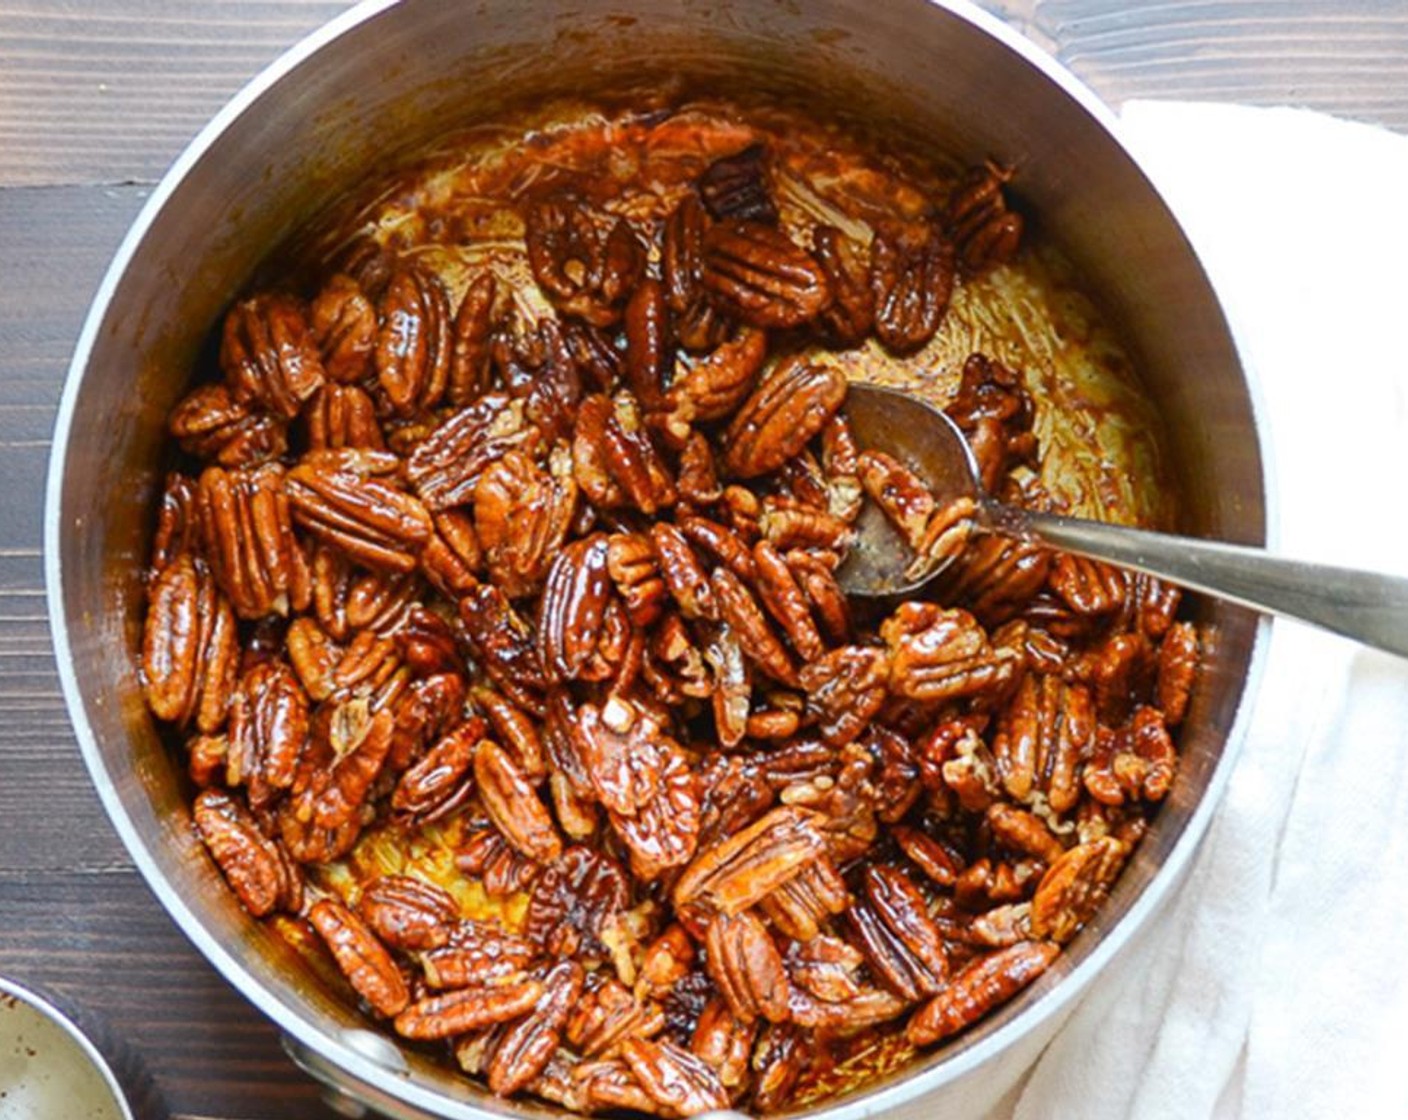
[50,1,1265,1116]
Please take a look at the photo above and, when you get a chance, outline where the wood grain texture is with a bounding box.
[1,3,1405,1119]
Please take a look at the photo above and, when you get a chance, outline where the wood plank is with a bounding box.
[1005,0,1408,131]
[0,0,354,187]
[0,869,338,1118]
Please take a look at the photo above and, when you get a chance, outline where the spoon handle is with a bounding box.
[1002,506,1408,658]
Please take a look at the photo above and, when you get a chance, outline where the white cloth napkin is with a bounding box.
[999,101,1408,1120]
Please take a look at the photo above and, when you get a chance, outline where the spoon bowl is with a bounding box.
[838,382,1408,658]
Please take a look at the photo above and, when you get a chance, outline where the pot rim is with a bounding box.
[44,1,1275,1117]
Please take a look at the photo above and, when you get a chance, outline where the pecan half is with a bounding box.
[475,739,563,864]
[722,357,846,479]
[192,788,300,918]
[358,875,458,952]
[525,193,643,326]
[992,671,1093,811]
[287,450,432,573]
[488,959,586,1096]
[710,566,798,687]
[197,462,300,619]
[458,582,547,713]
[812,225,874,348]
[474,449,579,600]
[947,161,1024,272]
[524,845,629,960]
[906,940,1058,1046]
[759,857,849,942]
[674,805,827,920]
[226,659,308,808]
[449,273,499,405]
[407,393,540,511]
[798,644,888,747]
[309,897,410,1018]
[169,382,287,467]
[882,602,1019,704]
[704,910,790,1025]
[394,976,547,1041]
[702,219,831,329]
[421,919,539,988]
[620,1037,731,1118]
[848,865,948,1001]
[310,273,377,383]
[142,554,239,732]
[220,293,326,419]
[870,225,955,354]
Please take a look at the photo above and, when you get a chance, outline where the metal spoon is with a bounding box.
[837,383,1408,658]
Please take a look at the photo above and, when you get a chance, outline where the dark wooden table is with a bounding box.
[3,3,1406,1117]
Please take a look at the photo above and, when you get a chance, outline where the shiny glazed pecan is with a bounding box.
[406,393,540,510]
[309,273,377,383]
[702,219,831,329]
[357,874,458,952]
[722,357,846,479]
[286,450,432,573]
[906,940,1058,1046]
[193,788,300,918]
[870,225,955,354]
[474,449,578,600]
[524,845,629,960]
[376,266,452,415]
[395,976,547,1041]
[309,897,410,1018]
[883,602,1020,703]
[699,143,778,223]
[142,554,239,732]
[674,805,827,920]
[704,910,790,1024]
[948,161,1024,271]
[487,959,585,1096]
[474,739,563,864]
[849,865,948,1001]
[220,292,326,419]
[169,382,287,467]
[525,193,643,326]
[197,462,301,619]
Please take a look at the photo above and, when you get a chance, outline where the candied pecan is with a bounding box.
[197,462,301,619]
[866,725,924,823]
[750,1022,807,1113]
[849,865,948,1001]
[473,686,546,781]
[870,224,955,354]
[702,622,751,749]
[893,825,962,888]
[473,448,578,600]
[277,797,361,863]
[192,788,300,917]
[710,566,798,687]
[493,312,586,443]
[987,802,1064,864]
[142,553,239,732]
[525,193,643,326]
[786,935,865,1003]
[1029,836,1128,943]
[947,161,1024,272]
[609,744,703,882]
[291,703,395,830]
[624,277,672,409]
[674,805,827,920]
[705,910,790,1025]
[286,450,432,573]
[474,739,563,864]
[567,975,666,1057]
[811,224,874,348]
[752,540,825,661]
[954,856,1043,911]
[758,857,849,942]
[606,532,667,628]
[391,719,478,818]
[786,550,850,642]
[722,357,846,479]
[407,393,540,511]
[690,997,757,1091]
[640,924,697,999]
[702,219,831,329]
[525,845,629,960]
[945,353,1037,494]
[421,919,540,989]
[907,939,1057,1046]
[941,534,1052,626]
[700,143,777,223]
[677,514,758,582]
[226,659,308,808]
[720,485,763,541]
[759,497,855,553]
[456,825,542,898]
[309,897,410,1018]
[620,1037,731,1117]
[150,472,200,576]
[1084,630,1157,726]
[357,875,458,952]
[650,522,716,621]
[169,382,287,467]
[220,292,326,419]
[458,582,547,712]
[675,431,724,508]
[309,273,377,383]
[786,985,909,1031]
[697,755,774,853]
[882,602,1020,704]
[537,533,612,682]
[659,326,769,436]
[568,1058,657,1115]
[798,644,888,747]
[1049,553,1127,617]
[448,273,499,405]
[1012,671,1092,811]
[303,382,384,452]
[603,392,678,514]
[1157,620,1199,726]
[395,976,546,1041]
[857,447,934,544]
[488,959,585,1096]
[1085,705,1177,805]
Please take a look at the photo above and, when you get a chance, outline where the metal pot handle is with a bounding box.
[282,1032,752,1120]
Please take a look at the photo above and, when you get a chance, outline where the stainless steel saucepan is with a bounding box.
[45,1,1269,1116]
